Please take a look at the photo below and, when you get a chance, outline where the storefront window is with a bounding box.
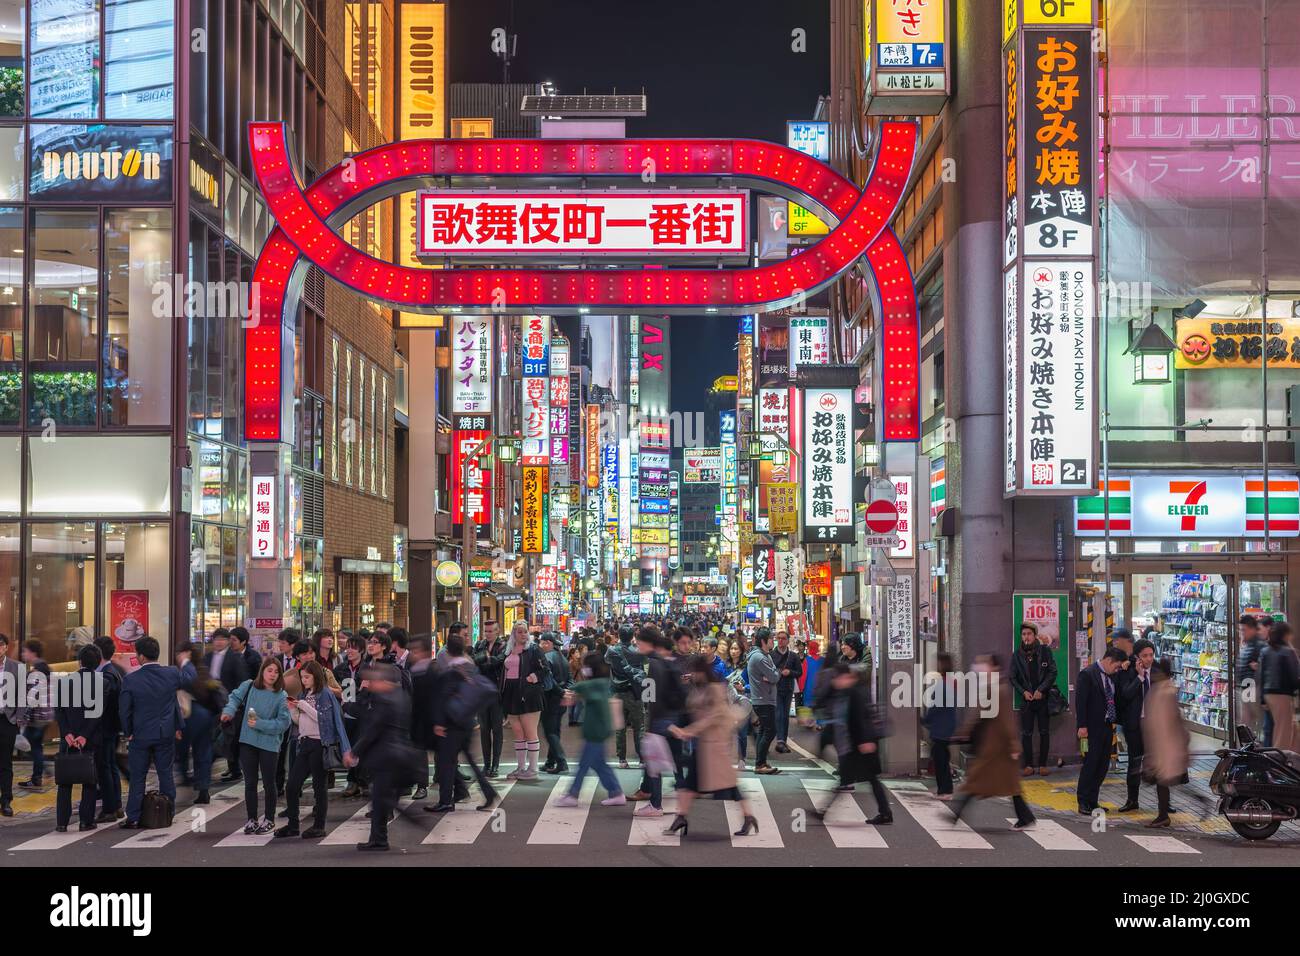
[0,434,16,513]
[0,0,22,117]
[27,434,171,514]
[29,209,98,427]
[105,209,172,425]
[0,126,20,199]
[0,521,15,638]
[102,521,170,652]
[104,0,174,119]
[25,521,95,665]
[0,205,19,424]
[30,0,101,120]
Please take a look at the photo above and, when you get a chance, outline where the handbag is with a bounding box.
[1046,685,1067,716]
[140,791,174,829]
[54,746,96,786]
[641,732,676,778]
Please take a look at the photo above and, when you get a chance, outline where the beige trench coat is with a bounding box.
[681,682,745,794]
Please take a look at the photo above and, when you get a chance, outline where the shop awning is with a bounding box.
[483,583,527,602]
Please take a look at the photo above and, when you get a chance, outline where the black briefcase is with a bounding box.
[140,791,175,829]
[53,749,96,787]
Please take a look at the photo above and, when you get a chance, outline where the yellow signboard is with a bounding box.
[712,375,739,392]
[787,202,829,236]
[1022,0,1091,27]
[875,0,945,45]
[398,2,446,330]
[1174,317,1300,371]
[1004,0,1018,43]
[451,117,494,138]
[522,465,548,554]
[767,482,799,534]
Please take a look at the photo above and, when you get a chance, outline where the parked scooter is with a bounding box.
[1210,725,1300,840]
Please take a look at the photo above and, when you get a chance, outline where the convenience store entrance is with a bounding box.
[1123,561,1286,751]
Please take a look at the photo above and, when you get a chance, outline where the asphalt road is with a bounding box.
[0,722,1293,867]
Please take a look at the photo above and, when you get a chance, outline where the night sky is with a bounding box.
[448,0,830,412]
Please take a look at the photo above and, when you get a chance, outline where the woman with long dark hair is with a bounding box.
[221,656,291,834]
[279,660,354,838]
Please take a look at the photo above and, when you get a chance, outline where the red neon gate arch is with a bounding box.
[245,121,920,442]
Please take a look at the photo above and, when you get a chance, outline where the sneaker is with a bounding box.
[600,794,627,806]
[514,770,538,781]
[412,786,428,801]
[255,817,275,835]
[242,819,258,835]
[632,804,663,817]
[505,767,525,780]
[618,759,630,770]
[485,766,500,779]
[553,794,580,807]
[18,779,42,790]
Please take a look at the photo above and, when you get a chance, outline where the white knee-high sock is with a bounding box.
[526,740,541,773]
[514,741,527,773]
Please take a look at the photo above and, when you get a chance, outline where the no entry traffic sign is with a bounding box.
[866,498,899,534]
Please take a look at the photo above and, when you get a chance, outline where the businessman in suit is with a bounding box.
[1075,646,1128,814]
[0,633,21,816]
[118,636,184,828]
[208,628,249,781]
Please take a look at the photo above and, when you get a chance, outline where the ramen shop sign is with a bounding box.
[418,190,749,256]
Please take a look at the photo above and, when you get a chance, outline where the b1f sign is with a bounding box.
[251,475,276,559]
[418,191,749,256]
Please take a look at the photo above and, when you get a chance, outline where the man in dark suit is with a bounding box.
[206,628,248,781]
[351,663,410,851]
[1110,629,1145,813]
[91,636,124,822]
[1075,646,1128,814]
[231,627,262,680]
[0,634,21,816]
[118,636,184,828]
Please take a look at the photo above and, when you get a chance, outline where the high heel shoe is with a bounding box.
[664,814,689,837]
[733,814,759,836]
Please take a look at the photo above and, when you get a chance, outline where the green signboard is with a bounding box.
[1011,592,1070,709]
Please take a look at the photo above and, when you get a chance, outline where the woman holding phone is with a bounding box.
[221,656,291,834]
[279,661,355,838]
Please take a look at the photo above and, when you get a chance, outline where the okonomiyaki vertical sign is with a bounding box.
[801,384,854,543]
[1003,9,1097,497]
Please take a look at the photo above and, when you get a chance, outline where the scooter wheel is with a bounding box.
[1227,797,1282,840]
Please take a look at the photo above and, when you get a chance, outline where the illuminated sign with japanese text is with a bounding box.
[801,386,854,543]
[251,475,276,559]
[419,191,749,256]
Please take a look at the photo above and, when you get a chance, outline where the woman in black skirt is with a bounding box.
[495,621,547,780]
[667,656,759,838]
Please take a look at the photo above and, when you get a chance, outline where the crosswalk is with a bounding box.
[0,773,1209,857]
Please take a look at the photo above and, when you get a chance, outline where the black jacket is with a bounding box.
[410,662,438,749]
[495,644,547,712]
[95,664,123,737]
[1237,637,1265,689]
[542,648,572,695]
[834,680,882,785]
[472,638,506,682]
[605,642,645,693]
[55,668,104,751]
[351,687,413,774]
[1260,644,1300,696]
[645,653,686,724]
[1112,657,1145,730]
[1010,644,1057,700]
[771,647,804,694]
[1075,663,1116,736]
[209,649,250,695]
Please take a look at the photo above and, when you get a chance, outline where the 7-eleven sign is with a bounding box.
[1077,473,1300,538]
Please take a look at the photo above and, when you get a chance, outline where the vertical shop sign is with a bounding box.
[522,465,548,554]
[801,385,854,543]
[451,316,492,413]
[886,574,914,661]
[251,474,276,558]
[521,315,551,465]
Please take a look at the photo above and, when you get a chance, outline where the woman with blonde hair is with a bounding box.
[494,622,547,779]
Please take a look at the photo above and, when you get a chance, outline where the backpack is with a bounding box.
[140,791,174,829]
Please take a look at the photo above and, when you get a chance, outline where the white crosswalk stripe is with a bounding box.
[11,824,107,851]
[114,787,244,849]
[319,797,416,846]
[724,776,783,847]
[528,775,598,844]
[890,788,993,849]
[628,796,678,846]
[1006,818,1096,851]
[801,779,889,848]
[423,782,514,844]
[1125,834,1200,854]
